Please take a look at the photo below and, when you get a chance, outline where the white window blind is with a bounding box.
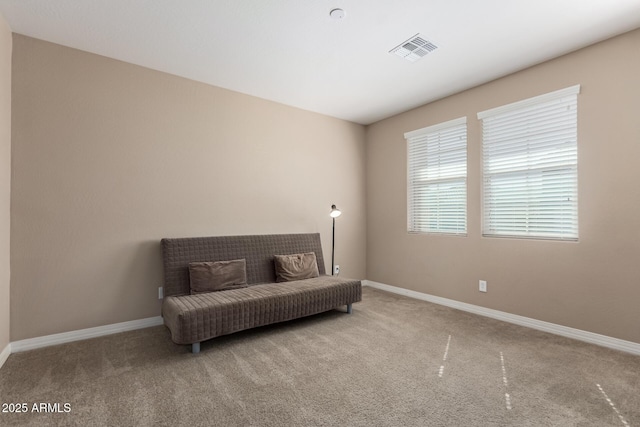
[478,85,580,240]
[405,117,467,235]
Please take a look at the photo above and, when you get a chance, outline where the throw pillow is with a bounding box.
[273,252,319,282]
[189,259,248,294]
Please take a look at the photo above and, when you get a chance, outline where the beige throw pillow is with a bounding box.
[189,259,248,294]
[274,252,320,282]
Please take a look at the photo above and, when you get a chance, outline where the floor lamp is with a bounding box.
[329,204,342,276]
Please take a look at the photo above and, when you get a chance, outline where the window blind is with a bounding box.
[405,117,467,235]
[478,85,580,240]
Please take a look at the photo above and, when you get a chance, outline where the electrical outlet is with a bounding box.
[479,280,487,293]
[334,265,340,275]
[158,286,164,300]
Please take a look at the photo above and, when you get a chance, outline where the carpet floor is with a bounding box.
[1,286,639,426]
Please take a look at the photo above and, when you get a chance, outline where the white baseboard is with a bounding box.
[10,316,164,353]
[0,342,10,369]
[363,280,640,356]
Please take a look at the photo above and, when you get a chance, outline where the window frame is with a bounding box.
[405,116,468,236]
[478,85,580,241]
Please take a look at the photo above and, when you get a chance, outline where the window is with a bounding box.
[405,117,467,235]
[478,85,580,240]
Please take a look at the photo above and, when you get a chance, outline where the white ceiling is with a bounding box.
[1,1,639,125]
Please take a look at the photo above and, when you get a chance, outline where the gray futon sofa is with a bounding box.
[161,233,362,353]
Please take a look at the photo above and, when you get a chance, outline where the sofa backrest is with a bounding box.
[161,233,327,297]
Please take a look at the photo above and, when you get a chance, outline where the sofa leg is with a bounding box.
[192,342,200,354]
[347,303,353,314]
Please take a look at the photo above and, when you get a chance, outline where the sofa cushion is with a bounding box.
[274,252,319,282]
[189,259,248,294]
[162,275,362,344]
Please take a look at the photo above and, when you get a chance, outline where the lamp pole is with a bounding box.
[332,216,336,276]
[329,204,341,276]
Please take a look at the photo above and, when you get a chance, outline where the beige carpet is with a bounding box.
[1,287,639,426]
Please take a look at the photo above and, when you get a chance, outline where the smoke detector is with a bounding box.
[390,34,438,62]
[330,8,346,20]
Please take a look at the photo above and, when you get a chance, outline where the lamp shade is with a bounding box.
[329,204,342,218]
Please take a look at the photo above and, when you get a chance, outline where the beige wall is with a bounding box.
[366,29,640,344]
[10,28,640,345]
[11,35,366,341]
[0,14,11,352]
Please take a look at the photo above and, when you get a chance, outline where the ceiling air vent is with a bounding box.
[390,34,438,62]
